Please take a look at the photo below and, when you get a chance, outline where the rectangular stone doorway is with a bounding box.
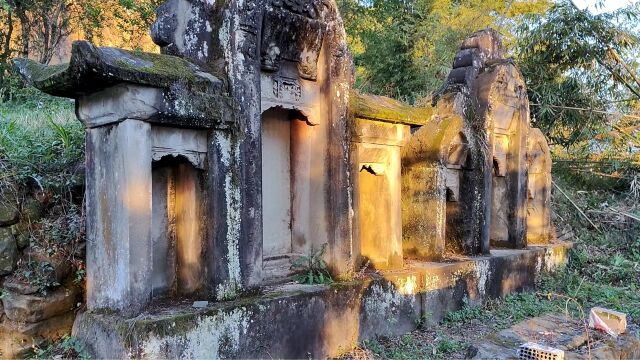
[151,156,204,296]
[261,107,315,280]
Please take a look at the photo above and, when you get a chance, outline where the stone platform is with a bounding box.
[73,243,570,359]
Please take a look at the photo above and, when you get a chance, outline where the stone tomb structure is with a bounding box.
[14,4,566,358]
[401,94,487,260]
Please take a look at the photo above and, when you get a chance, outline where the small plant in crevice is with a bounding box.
[290,243,334,285]
[29,334,90,360]
[432,332,467,358]
[10,204,86,294]
[16,260,61,294]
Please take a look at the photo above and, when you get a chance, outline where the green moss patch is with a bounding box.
[116,50,198,83]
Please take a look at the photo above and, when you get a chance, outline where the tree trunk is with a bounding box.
[0,10,14,91]
[14,8,29,59]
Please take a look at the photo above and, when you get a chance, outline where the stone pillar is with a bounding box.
[527,128,552,244]
[85,119,153,314]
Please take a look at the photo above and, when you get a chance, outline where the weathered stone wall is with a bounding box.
[475,62,530,249]
[0,190,81,358]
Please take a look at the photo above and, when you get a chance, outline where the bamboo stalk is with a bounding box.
[552,181,602,232]
[611,208,640,223]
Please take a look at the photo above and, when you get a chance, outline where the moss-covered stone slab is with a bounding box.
[350,91,433,126]
[13,41,235,128]
[12,41,221,98]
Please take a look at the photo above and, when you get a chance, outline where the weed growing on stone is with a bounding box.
[290,243,334,285]
[29,334,90,360]
[359,332,466,360]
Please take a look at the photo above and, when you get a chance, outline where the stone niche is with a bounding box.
[526,128,552,244]
[260,107,324,279]
[352,118,410,270]
[150,128,207,295]
[401,94,487,260]
[86,119,210,309]
[257,0,339,278]
[349,93,432,269]
[477,63,530,249]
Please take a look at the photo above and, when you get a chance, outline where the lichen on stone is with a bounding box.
[214,131,243,300]
[115,50,198,83]
[139,307,251,359]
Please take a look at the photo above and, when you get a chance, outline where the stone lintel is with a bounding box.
[151,126,208,169]
[13,41,221,97]
[76,83,234,129]
[352,118,411,147]
[73,243,572,359]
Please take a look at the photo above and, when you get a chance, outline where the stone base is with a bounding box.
[73,243,571,359]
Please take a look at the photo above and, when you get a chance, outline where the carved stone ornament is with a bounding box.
[260,0,325,80]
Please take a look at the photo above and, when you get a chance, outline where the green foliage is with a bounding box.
[515,1,640,146]
[339,0,640,146]
[290,243,334,285]
[74,0,162,50]
[0,98,86,293]
[338,0,550,102]
[17,260,60,294]
[552,157,640,192]
[74,267,86,284]
[545,178,640,319]
[363,332,466,359]
[0,99,83,192]
[30,335,90,360]
[433,332,466,355]
[443,292,560,328]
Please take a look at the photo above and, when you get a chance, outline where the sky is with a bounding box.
[571,0,639,14]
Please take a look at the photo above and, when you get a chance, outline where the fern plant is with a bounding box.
[290,243,334,285]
